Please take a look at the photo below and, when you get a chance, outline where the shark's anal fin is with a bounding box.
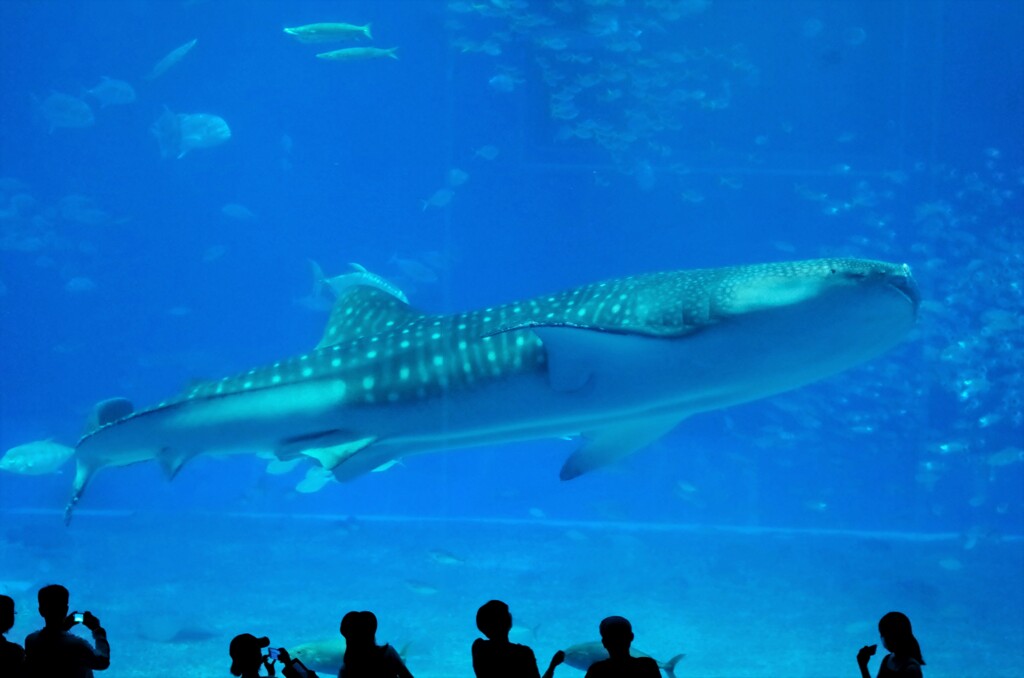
[276,431,377,470]
[560,414,685,480]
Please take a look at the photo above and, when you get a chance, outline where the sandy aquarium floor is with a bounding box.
[0,509,1021,678]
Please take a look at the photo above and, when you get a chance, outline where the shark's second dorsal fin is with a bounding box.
[85,397,134,434]
[317,286,422,349]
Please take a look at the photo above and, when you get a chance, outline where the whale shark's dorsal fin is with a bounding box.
[85,397,134,434]
[317,286,424,349]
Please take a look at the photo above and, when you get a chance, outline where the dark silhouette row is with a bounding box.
[0,588,925,677]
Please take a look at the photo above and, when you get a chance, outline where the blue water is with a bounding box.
[1,1,1022,676]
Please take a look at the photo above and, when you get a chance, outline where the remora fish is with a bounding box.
[65,258,919,523]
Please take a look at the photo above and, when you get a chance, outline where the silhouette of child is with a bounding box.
[1,594,25,677]
[584,616,659,678]
[472,600,564,678]
[339,610,413,678]
[22,584,109,677]
[857,611,925,678]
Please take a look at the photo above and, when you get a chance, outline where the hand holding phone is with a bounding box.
[857,643,878,666]
[73,612,85,624]
[267,647,280,661]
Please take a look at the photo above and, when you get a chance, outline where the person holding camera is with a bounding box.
[22,584,110,677]
[857,611,925,678]
[230,632,319,678]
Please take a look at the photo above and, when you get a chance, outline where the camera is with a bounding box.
[73,613,85,624]
[267,647,280,661]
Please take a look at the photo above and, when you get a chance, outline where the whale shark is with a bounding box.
[65,258,919,523]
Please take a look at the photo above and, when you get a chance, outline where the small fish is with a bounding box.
[152,108,231,159]
[284,23,372,44]
[473,145,499,160]
[405,580,439,595]
[65,277,97,294]
[221,203,256,220]
[421,187,454,211]
[428,549,464,565]
[938,557,963,571]
[178,113,231,155]
[86,77,136,107]
[987,447,1023,467]
[370,459,402,473]
[145,38,198,80]
[37,92,94,131]
[445,168,470,187]
[202,245,227,263]
[316,46,399,61]
[0,439,75,475]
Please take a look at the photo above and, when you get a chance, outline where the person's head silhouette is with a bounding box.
[340,610,378,647]
[476,600,513,641]
[599,616,634,658]
[878,611,925,664]
[229,633,270,676]
[0,594,14,635]
[37,584,70,627]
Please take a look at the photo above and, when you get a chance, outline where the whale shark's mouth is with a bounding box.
[889,264,921,311]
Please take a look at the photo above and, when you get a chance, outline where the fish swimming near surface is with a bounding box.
[316,46,399,61]
[563,641,685,678]
[284,22,372,43]
[63,258,919,523]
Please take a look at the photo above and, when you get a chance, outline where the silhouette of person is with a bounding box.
[230,632,319,678]
[1,594,25,677]
[472,600,564,678]
[338,610,413,678]
[857,611,925,677]
[583,616,659,678]
[22,584,110,677]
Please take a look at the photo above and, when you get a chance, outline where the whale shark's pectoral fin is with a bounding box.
[501,325,668,393]
[276,430,377,470]
[560,414,685,480]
